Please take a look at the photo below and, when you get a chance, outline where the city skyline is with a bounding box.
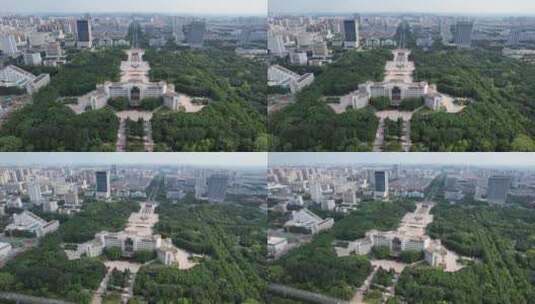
[0,152,267,167]
[0,0,267,16]
[269,0,535,16]
[269,153,535,168]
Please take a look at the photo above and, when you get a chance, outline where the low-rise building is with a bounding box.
[268,65,314,94]
[284,208,334,234]
[268,236,288,258]
[5,211,59,237]
[0,242,12,258]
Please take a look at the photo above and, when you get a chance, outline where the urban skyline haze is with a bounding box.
[0,153,267,167]
[269,153,535,168]
[269,0,535,16]
[0,0,267,16]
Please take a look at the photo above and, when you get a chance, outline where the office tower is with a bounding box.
[65,189,80,206]
[508,28,521,46]
[206,174,229,203]
[343,19,359,49]
[487,176,511,205]
[76,19,92,48]
[184,21,206,47]
[194,170,207,199]
[440,19,452,44]
[23,52,42,66]
[343,189,358,204]
[374,171,389,199]
[172,16,186,43]
[453,21,473,47]
[45,42,63,58]
[28,177,42,205]
[268,32,287,57]
[95,171,110,199]
[310,180,323,203]
[0,35,18,57]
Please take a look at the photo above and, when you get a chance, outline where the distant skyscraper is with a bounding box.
[28,177,42,205]
[487,176,511,204]
[309,180,323,203]
[0,35,18,57]
[206,174,229,203]
[194,170,207,199]
[454,21,473,47]
[508,28,521,46]
[172,17,186,43]
[374,171,389,199]
[184,21,206,47]
[76,19,92,48]
[343,19,359,49]
[95,171,110,199]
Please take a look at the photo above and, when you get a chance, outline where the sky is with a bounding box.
[269,153,535,168]
[1,0,267,16]
[0,153,267,168]
[269,0,535,16]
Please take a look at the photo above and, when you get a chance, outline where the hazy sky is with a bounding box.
[269,153,535,168]
[269,0,535,15]
[0,153,267,167]
[1,0,267,15]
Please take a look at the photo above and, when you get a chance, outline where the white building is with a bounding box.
[267,32,287,57]
[321,199,336,211]
[0,242,12,258]
[27,178,42,205]
[23,53,42,66]
[339,49,446,111]
[0,35,18,57]
[43,200,59,213]
[268,236,288,258]
[309,180,323,203]
[5,211,59,237]
[0,65,50,94]
[284,208,334,234]
[68,49,204,114]
[289,51,308,65]
[268,65,314,94]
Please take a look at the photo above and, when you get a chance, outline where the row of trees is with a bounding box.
[396,201,535,303]
[269,200,416,300]
[410,48,535,151]
[133,197,267,303]
[0,200,139,303]
[144,48,268,151]
[0,49,125,151]
[270,49,392,151]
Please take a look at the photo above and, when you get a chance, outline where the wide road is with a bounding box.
[116,119,126,152]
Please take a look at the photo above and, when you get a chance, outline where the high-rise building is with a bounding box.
[172,17,186,43]
[206,174,229,203]
[268,32,287,57]
[508,28,522,46]
[45,42,63,58]
[0,35,18,57]
[28,177,42,205]
[95,171,110,199]
[65,189,80,206]
[76,19,92,48]
[309,180,323,203]
[194,170,207,199]
[23,52,42,66]
[453,21,473,47]
[343,19,359,49]
[184,21,206,47]
[487,175,511,204]
[374,171,389,199]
